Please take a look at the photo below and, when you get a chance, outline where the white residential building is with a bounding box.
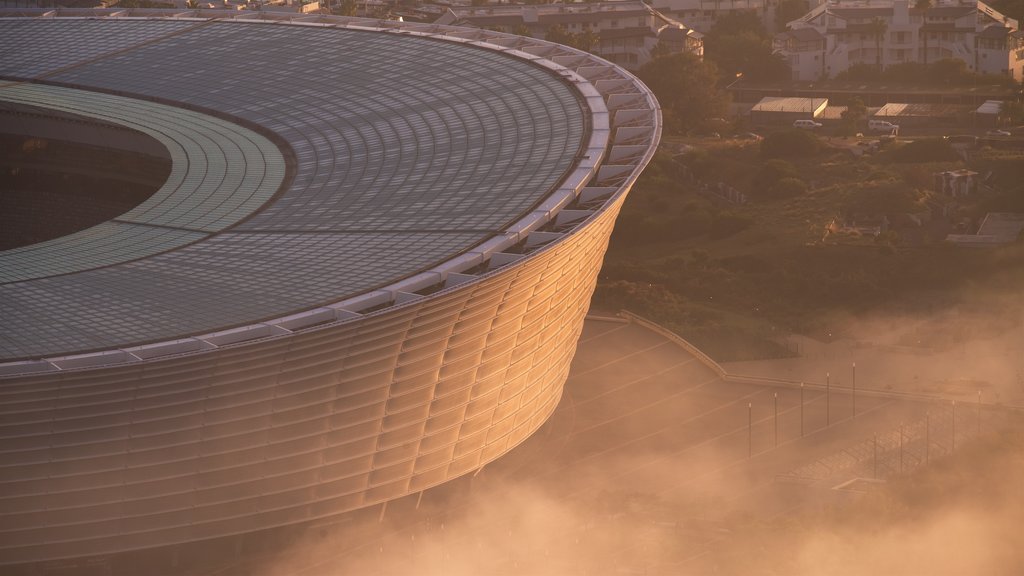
[774,0,1024,81]
[650,0,773,34]
[435,2,703,70]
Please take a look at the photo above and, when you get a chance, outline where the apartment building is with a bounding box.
[651,0,773,34]
[774,0,1024,81]
[436,1,703,69]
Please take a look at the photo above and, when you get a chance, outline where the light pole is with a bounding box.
[726,72,744,91]
[800,382,805,437]
[726,72,743,118]
[952,400,957,452]
[873,433,878,478]
[774,392,778,448]
[826,371,831,427]
[925,410,930,464]
[977,389,982,435]
[898,424,904,475]
[852,362,857,419]
[748,402,753,459]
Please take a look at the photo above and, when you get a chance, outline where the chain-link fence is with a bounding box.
[782,403,1006,484]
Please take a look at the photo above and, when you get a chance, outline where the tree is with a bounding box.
[544,25,598,52]
[835,63,882,82]
[840,96,867,134]
[775,0,809,30]
[512,24,532,38]
[887,138,958,163]
[636,53,729,134]
[545,25,573,47]
[760,129,820,158]
[704,10,789,82]
[869,17,888,70]
[843,182,921,214]
[574,29,599,53]
[707,10,768,40]
[753,159,799,191]
[334,0,356,16]
[928,58,970,84]
[1002,100,1024,124]
[769,177,809,198]
[650,41,672,60]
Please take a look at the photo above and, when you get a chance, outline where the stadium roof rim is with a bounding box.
[0,11,661,378]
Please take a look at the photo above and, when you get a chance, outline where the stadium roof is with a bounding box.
[0,17,598,361]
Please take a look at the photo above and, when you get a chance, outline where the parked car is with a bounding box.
[793,119,822,129]
[985,129,1011,137]
[868,119,899,134]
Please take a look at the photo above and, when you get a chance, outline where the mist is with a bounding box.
[240,306,1024,576]
[238,275,1024,576]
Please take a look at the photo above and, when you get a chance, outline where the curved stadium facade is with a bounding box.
[0,11,660,567]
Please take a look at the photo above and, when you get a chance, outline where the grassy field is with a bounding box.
[595,134,1024,361]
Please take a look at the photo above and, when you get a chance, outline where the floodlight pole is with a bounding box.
[952,400,957,452]
[852,362,857,419]
[826,372,831,427]
[899,424,904,475]
[800,383,805,437]
[925,411,930,464]
[977,389,982,435]
[873,433,878,478]
[774,392,778,448]
[748,402,752,459]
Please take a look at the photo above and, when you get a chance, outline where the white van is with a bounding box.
[869,119,899,134]
[793,119,822,129]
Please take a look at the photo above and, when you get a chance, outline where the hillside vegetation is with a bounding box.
[595,134,1024,361]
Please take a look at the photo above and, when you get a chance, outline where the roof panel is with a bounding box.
[0,19,589,360]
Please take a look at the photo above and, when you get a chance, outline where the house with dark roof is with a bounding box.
[774,0,1023,81]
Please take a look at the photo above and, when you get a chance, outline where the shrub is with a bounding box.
[761,129,820,159]
[768,177,809,198]
[753,159,799,190]
[887,138,959,163]
[669,204,713,239]
[709,212,754,239]
[843,182,921,214]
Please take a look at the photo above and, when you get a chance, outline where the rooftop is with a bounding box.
[874,102,972,117]
[751,96,829,114]
[0,18,591,361]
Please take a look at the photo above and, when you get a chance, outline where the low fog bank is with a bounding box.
[708,419,1024,576]
[724,290,1024,406]
[247,417,1023,576]
[242,301,1024,576]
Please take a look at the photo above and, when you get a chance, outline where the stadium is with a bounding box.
[0,10,660,569]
